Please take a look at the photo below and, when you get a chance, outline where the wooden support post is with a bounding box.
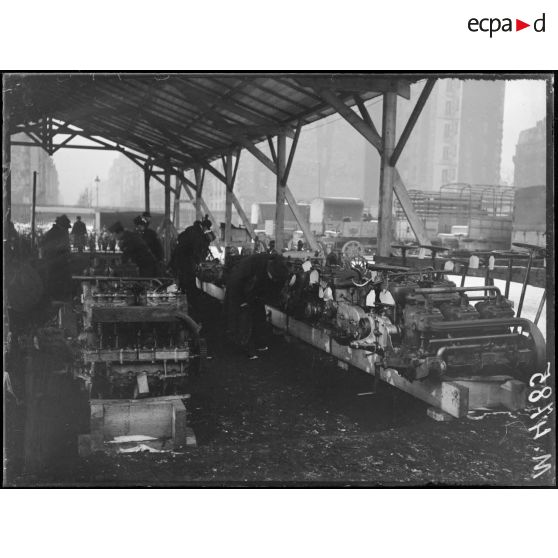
[162,166,172,262]
[3,107,11,355]
[241,139,319,252]
[31,171,38,247]
[378,92,397,257]
[164,167,171,222]
[275,134,287,250]
[143,162,151,213]
[194,167,204,221]
[224,154,233,247]
[173,174,181,229]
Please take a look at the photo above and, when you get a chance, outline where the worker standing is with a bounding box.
[134,215,164,267]
[169,216,214,318]
[71,216,87,252]
[108,221,159,277]
[41,214,72,299]
[225,253,289,359]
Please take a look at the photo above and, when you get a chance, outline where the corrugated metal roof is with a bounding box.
[5,72,415,170]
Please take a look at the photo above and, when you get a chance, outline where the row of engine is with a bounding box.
[278,259,545,382]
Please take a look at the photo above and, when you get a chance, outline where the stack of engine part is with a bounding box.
[278,257,546,383]
[77,277,204,399]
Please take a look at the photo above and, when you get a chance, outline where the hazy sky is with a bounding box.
[53,78,547,204]
[54,146,118,205]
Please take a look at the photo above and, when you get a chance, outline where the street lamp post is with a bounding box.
[94,175,100,208]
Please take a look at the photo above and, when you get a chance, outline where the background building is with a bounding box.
[10,133,61,205]
[513,117,546,188]
[394,79,505,192]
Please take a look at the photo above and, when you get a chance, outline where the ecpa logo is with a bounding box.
[468,13,546,37]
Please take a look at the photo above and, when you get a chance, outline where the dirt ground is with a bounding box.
[6,293,553,487]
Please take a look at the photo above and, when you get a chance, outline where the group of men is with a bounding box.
[41,211,289,359]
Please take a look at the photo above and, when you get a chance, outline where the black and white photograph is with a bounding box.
[2,71,554,487]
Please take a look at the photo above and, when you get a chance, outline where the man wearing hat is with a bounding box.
[134,215,163,265]
[108,221,159,277]
[224,253,290,359]
[169,216,214,318]
[71,215,87,253]
[41,214,72,298]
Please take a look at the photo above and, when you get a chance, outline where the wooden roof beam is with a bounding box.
[390,78,436,166]
[315,88,383,153]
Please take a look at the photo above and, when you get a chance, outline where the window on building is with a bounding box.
[442,169,449,183]
[443,146,450,161]
[445,101,453,116]
[444,123,451,138]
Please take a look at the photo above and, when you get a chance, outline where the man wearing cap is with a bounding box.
[71,215,87,253]
[41,214,72,298]
[108,221,159,277]
[169,216,214,317]
[134,215,164,264]
[225,253,290,359]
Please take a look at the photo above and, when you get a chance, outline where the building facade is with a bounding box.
[513,117,546,188]
[10,133,61,205]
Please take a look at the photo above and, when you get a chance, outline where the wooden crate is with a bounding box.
[78,395,196,455]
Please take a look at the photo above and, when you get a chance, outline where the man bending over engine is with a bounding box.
[225,253,289,359]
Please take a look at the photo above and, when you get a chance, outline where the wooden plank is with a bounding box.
[392,169,430,245]
[287,316,332,353]
[230,191,256,239]
[453,378,527,411]
[330,340,375,374]
[172,399,188,447]
[266,305,288,331]
[266,305,469,417]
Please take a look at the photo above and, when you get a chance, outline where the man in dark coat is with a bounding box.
[134,215,164,264]
[41,214,72,298]
[71,216,87,252]
[169,216,214,317]
[225,253,289,359]
[108,221,159,277]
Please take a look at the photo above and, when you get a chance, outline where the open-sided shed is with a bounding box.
[3,72,436,258]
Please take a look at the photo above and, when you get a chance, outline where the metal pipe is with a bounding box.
[534,291,546,326]
[415,285,502,297]
[516,249,534,318]
[429,333,522,345]
[504,255,513,299]
[430,316,531,332]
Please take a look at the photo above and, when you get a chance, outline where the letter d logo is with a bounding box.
[534,13,546,32]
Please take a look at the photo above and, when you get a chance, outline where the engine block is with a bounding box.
[278,260,546,382]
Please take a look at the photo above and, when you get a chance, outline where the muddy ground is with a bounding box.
[6,294,553,487]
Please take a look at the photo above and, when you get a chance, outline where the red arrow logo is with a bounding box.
[516,19,530,31]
